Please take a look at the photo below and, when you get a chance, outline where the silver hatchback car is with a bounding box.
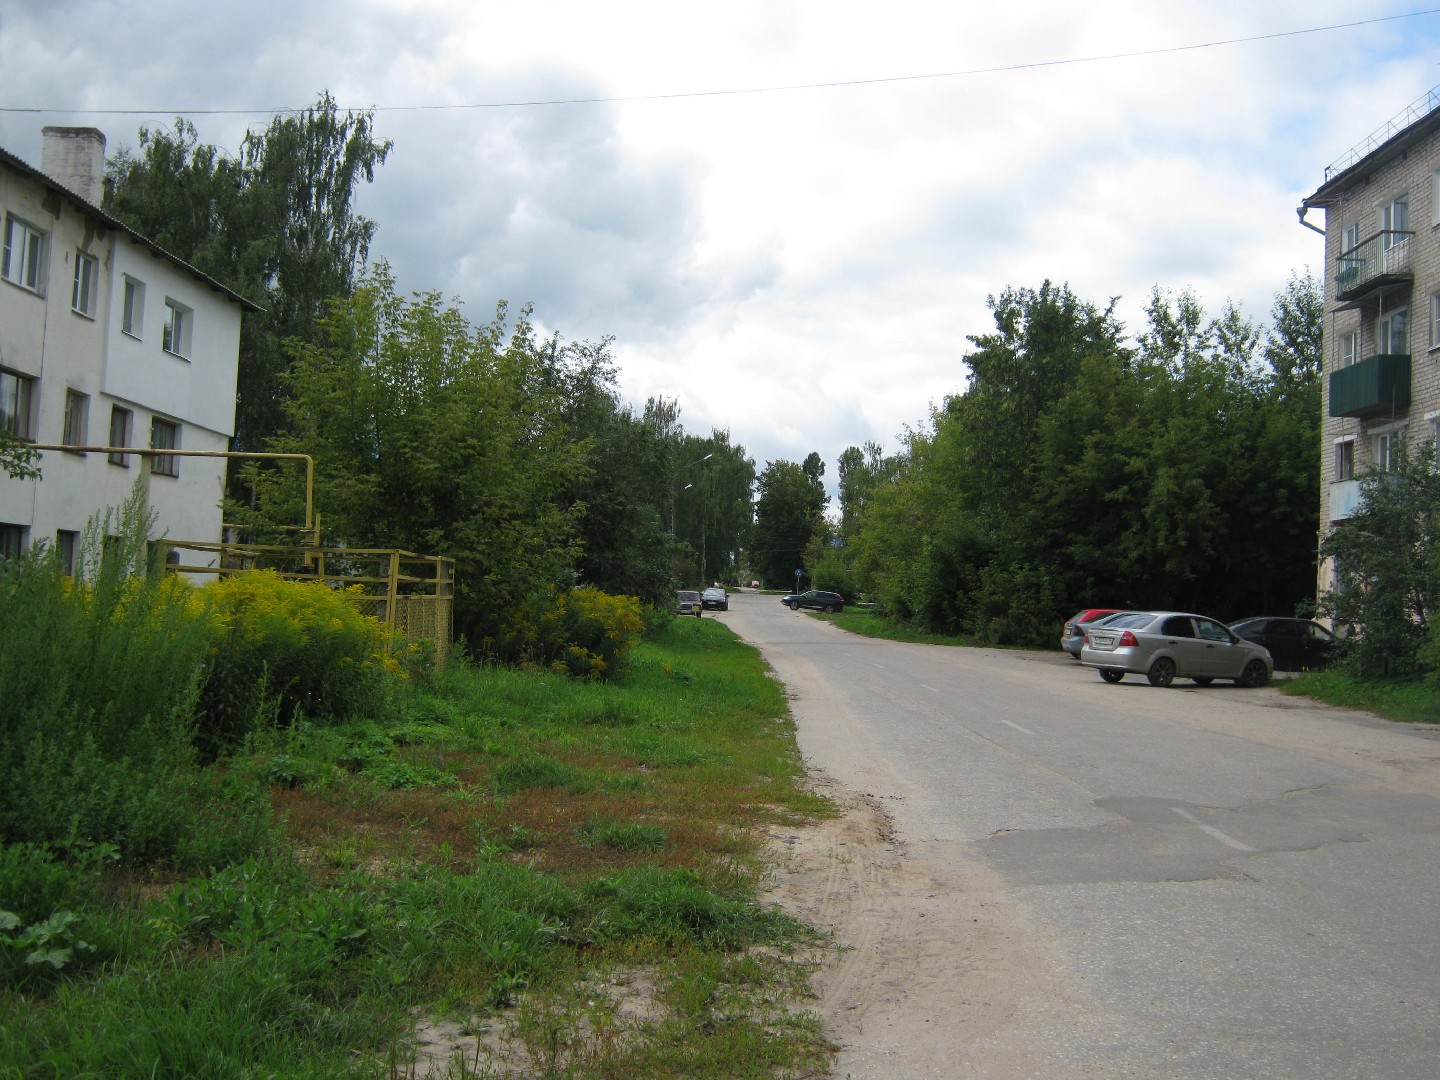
[1080,611,1273,688]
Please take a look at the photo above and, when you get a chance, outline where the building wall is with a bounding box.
[0,152,243,565]
[1316,124,1440,593]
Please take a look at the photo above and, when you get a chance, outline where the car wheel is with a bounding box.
[1099,669,1124,683]
[822,603,835,614]
[788,600,799,610]
[1237,660,1269,688]
[1146,656,1177,688]
[1191,676,1213,686]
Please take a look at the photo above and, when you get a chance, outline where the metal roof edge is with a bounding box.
[0,144,264,313]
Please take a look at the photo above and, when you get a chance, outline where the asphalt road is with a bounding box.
[720,591,1440,1079]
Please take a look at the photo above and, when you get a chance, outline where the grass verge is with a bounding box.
[0,616,836,1078]
[1280,670,1440,724]
[825,608,1027,648]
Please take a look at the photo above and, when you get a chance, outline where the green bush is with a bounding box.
[498,586,646,679]
[195,571,403,752]
[0,493,211,862]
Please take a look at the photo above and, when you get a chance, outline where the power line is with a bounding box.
[3,8,1436,119]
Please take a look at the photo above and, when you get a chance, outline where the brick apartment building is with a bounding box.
[1301,85,1440,594]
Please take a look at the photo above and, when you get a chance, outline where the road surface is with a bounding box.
[718,591,1440,1079]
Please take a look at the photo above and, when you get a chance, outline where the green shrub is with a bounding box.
[195,571,403,752]
[0,491,211,861]
[498,586,645,679]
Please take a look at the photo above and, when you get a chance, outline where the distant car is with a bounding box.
[1230,617,1337,673]
[1060,608,1123,659]
[748,580,761,589]
[676,590,703,618]
[1081,611,1273,688]
[780,589,845,614]
[702,587,729,611]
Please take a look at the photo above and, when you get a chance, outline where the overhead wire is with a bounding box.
[2,8,1437,118]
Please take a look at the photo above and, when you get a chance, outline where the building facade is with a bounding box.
[1301,87,1440,595]
[0,127,256,569]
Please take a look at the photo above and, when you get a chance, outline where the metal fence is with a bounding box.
[161,540,456,669]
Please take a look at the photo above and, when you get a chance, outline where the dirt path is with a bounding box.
[764,770,1112,1080]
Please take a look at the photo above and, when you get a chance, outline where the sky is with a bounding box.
[3,1,1439,486]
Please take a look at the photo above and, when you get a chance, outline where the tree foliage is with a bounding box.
[753,459,826,589]
[104,92,392,453]
[843,275,1322,644]
[1317,437,1440,678]
[241,266,590,645]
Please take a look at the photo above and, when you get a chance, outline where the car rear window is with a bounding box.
[1111,613,1157,629]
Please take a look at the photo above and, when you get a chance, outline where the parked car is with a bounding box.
[1060,608,1123,658]
[676,590,703,617]
[702,587,729,611]
[780,589,845,614]
[1229,617,1337,673]
[1080,611,1273,688]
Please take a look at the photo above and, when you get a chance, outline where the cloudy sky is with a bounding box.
[4,2,1438,482]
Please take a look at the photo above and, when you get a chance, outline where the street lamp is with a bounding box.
[669,452,713,536]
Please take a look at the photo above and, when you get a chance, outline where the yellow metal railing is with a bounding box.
[161,540,456,669]
[25,443,454,667]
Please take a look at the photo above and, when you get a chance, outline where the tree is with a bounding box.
[104,92,392,455]
[846,275,1322,644]
[242,266,589,645]
[1317,437,1440,677]
[753,459,826,589]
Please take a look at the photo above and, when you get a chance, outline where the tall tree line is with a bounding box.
[99,97,760,640]
[839,275,1323,644]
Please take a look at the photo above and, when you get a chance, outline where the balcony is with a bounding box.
[1329,352,1411,418]
[1334,231,1413,303]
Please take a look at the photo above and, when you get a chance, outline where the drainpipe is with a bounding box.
[1296,205,1326,236]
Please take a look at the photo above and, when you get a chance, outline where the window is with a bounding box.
[150,417,179,477]
[1339,329,1359,368]
[0,523,26,566]
[55,530,78,576]
[161,299,191,357]
[2,215,45,291]
[122,277,144,337]
[1335,439,1355,482]
[0,368,35,440]
[62,389,89,446]
[1342,222,1360,253]
[1378,309,1408,355]
[1376,431,1399,473]
[1160,616,1195,637]
[1383,193,1410,244]
[107,406,132,466]
[71,251,97,316]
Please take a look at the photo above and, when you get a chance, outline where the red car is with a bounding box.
[1061,608,1122,659]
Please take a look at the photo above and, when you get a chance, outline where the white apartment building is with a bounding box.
[1300,86,1440,594]
[0,127,257,570]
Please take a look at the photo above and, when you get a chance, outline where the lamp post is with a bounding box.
[669,452,713,537]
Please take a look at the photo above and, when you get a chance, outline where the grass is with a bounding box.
[0,615,837,1078]
[1281,669,1440,724]
[825,607,1031,648]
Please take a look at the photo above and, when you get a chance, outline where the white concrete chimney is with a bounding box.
[40,126,107,206]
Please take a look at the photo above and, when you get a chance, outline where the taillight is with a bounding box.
[1118,630,1138,647]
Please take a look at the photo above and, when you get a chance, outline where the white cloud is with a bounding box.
[4,0,1439,479]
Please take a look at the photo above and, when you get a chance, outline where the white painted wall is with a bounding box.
[0,141,247,560]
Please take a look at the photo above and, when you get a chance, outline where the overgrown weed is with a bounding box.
[0,600,834,1077]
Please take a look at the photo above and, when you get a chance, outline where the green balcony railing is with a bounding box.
[1329,352,1411,418]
